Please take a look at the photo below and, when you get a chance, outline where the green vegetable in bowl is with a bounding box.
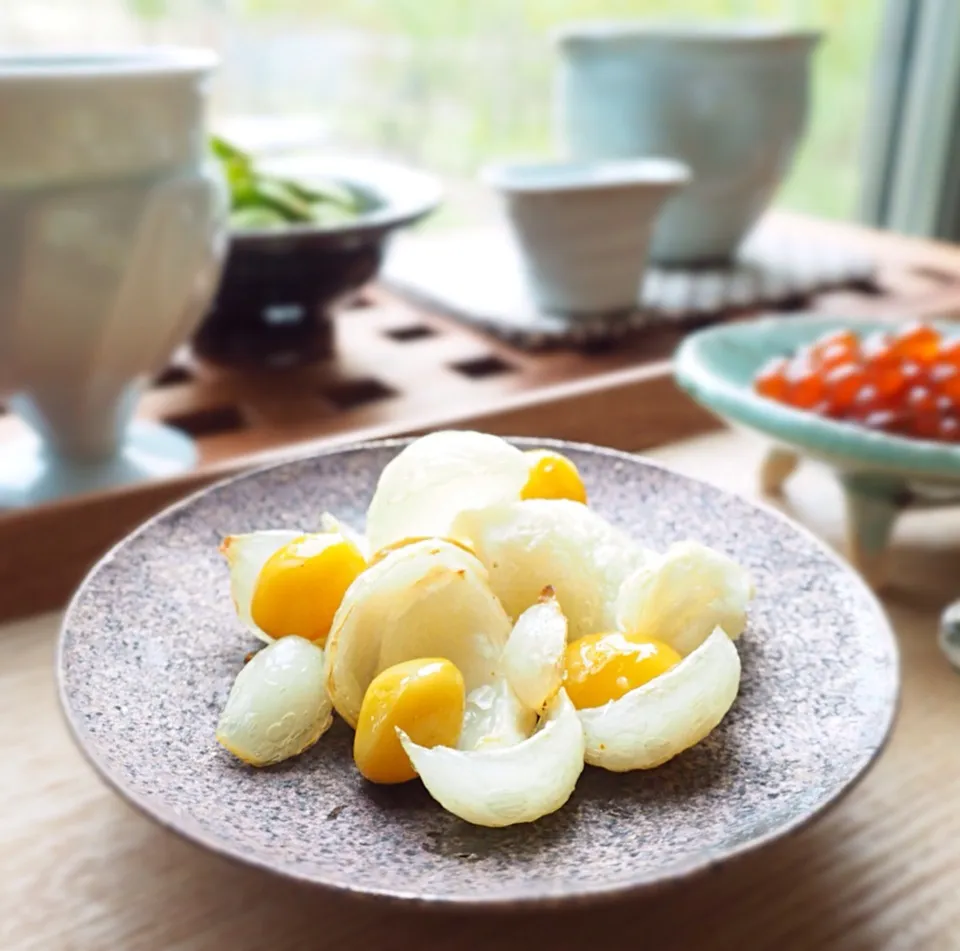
[211,135,366,229]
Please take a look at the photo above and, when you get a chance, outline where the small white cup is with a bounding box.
[482,157,689,317]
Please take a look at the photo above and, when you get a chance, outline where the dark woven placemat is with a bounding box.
[382,221,876,350]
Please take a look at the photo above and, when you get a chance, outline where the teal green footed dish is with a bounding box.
[674,314,960,589]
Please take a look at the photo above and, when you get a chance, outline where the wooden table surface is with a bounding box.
[4,429,960,951]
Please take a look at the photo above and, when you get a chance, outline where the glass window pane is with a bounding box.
[5,0,883,225]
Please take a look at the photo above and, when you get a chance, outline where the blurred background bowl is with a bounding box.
[674,315,960,482]
[674,315,960,588]
[193,154,442,369]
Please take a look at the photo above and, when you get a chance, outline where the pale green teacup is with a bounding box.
[556,21,822,264]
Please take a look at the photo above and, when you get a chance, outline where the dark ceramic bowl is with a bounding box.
[194,156,442,369]
[58,438,898,908]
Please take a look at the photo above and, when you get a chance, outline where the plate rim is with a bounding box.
[57,435,901,909]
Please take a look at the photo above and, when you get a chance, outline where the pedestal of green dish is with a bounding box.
[759,446,910,590]
[760,447,801,496]
[839,472,911,591]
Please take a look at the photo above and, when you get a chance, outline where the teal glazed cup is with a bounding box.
[555,21,822,265]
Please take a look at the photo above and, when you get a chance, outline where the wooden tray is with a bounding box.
[3,210,960,623]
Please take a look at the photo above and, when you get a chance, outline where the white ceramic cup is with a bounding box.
[556,21,821,264]
[0,49,228,506]
[482,157,689,316]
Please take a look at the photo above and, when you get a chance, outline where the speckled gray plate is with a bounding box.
[58,438,899,908]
